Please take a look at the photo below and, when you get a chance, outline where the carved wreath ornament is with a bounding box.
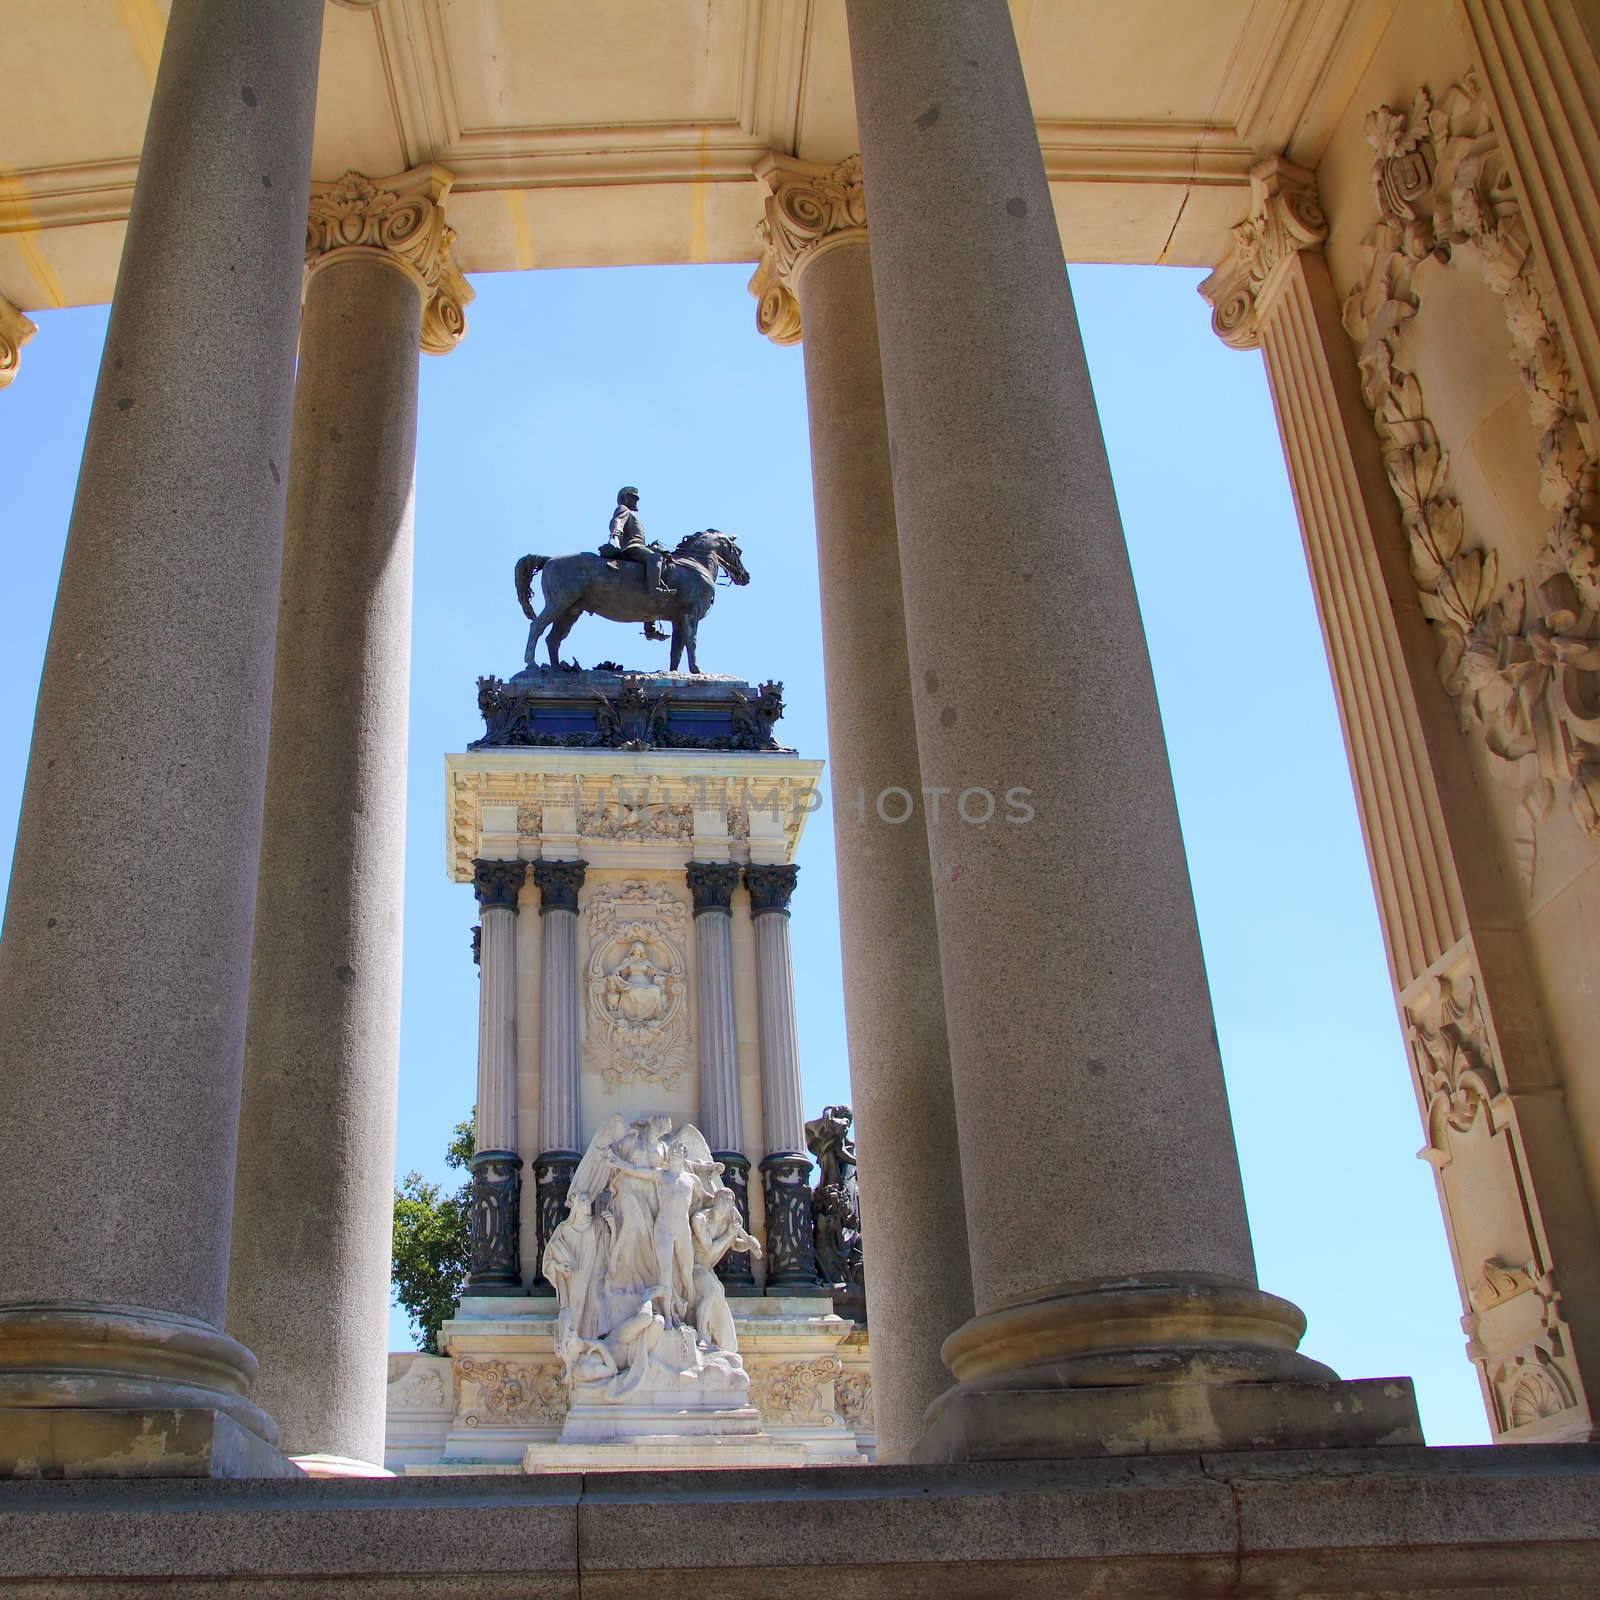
[1342,78,1600,884]
[583,882,690,1089]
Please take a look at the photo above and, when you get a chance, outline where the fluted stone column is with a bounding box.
[843,0,1416,1463]
[226,165,471,1472]
[746,864,820,1290]
[688,861,756,1291]
[531,859,587,1287]
[0,0,324,1478]
[463,860,527,1295]
[0,292,36,391]
[751,154,974,1456]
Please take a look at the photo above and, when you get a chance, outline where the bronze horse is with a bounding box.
[515,529,749,675]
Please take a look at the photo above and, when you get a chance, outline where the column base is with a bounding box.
[759,1151,822,1289]
[0,1302,279,1455]
[531,1149,580,1293]
[913,1376,1423,1462]
[464,1150,523,1295]
[0,1408,300,1480]
[712,1151,758,1293]
[915,1272,1421,1462]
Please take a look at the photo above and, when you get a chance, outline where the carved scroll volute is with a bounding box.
[1199,156,1329,351]
[305,164,473,355]
[0,294,37,391]
[749,154,868,345]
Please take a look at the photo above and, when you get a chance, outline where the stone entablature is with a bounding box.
[445,750,824,884]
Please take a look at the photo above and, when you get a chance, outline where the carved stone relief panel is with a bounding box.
[1404,954,1589,1439]
[1342,76,1600,888]
[582,880,691,1089]
[454,1356,568,1429]
[746,1356,845,1430]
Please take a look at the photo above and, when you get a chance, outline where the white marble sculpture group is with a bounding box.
[542,1115,763,1406]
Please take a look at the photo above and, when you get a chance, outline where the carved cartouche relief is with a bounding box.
[583,881,690,1088]
[1342,78,1600,886]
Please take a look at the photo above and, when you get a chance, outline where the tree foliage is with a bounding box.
[391,1113,474,1354]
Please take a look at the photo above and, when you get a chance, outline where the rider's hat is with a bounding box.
[617,485,640,501]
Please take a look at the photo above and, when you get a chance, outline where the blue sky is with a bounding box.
[0,258,1488,1444]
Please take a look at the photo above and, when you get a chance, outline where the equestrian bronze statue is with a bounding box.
[515,487,749,675]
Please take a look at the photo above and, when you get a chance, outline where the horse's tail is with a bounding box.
[514,554,549,620]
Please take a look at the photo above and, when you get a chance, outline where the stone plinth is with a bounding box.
[0,1409,302,1481]
[2,1446,1598,1595]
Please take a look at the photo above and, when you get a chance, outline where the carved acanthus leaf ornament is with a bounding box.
[1341,79,1600,882]
[749,154,867,345]
[306,166,472,354]
[1200,157,1329,350]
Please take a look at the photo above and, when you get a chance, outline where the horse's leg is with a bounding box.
[685,617,700,676]
[524,584,578,667]
[546,605,584,668]
[670,621,684,673]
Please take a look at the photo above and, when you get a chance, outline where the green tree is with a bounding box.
[391,1112,474,1354]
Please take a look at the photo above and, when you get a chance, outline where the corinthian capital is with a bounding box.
[306,165,473,354]
[748,154,867,345]
[1199,157,1328,350]
[0,293,38,391]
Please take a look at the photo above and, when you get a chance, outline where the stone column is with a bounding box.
[687,861,756,1291]
[226,165,471,1472]
[463,860,527,1295]
[531,859,587,1287]
[1461,0,1600,444]
[745,864,819,1289]
[1202,158,1600,1443]
[0,292,36,391]
[750,154,974,1457]
[0,0,323,1478]
[844,0,1415,1463]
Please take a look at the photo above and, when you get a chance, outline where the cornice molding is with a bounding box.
[1198,156,1328,350]
[748,153,866,346]
[0,293,37,390]
[305,165,472,354]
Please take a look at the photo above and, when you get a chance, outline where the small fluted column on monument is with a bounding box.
[531,858,588,1289]
[464,859,527,1296]
[844,0,1420,1461]
[752,150,976,1456]
[746,864,821,1290]
[0,0,326,1479]
[0,292,37,392]
[228,163,472,1472]
[688,861,757,1292]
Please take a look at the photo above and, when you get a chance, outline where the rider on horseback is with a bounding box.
[608,485,671,594]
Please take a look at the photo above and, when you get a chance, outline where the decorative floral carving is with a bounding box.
[747,1357,844,1427]
[1341,78,1600,884]
[1200,158,1329,350]
[1468,1257,1536,1312]
[455,1357,568,1426]
[583,881,690,1088]
[580,795,693,840]
[306,166,472,354]
[835,1368,873,1432]
[749,155,867,345]
[1501,1347,1579,1430]
[1403,968,1503,1149]
[387,1358,448,1411]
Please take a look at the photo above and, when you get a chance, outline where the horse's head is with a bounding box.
[708,530,750,587]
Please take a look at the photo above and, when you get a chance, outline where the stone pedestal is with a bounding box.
[0,0,324,1477]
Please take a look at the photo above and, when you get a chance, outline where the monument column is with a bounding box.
[844,0,1415,1462]
[1201,158,1600,1442]
[750,154,974,1456]
[463,860,528,1295]
[0,292,36,391]
[531,859,588,1287]
[745,864,820,1289]
[688,861,757,1291]
[0,0,324,1476]
[227,165,471,1472]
